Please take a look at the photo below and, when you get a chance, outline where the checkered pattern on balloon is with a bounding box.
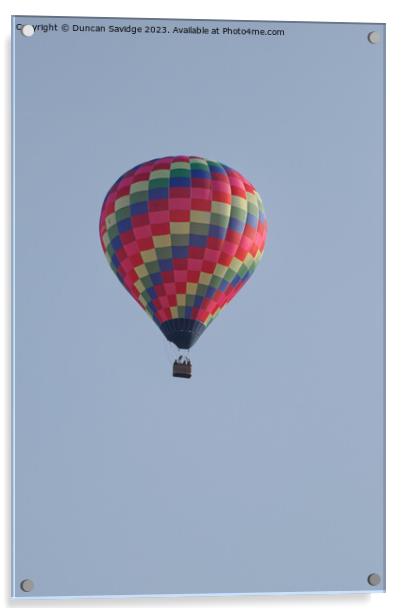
[99,155,267,377]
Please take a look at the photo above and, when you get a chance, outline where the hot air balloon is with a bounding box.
[99,155,268,378]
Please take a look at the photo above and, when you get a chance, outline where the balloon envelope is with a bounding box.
[99,155,267,349]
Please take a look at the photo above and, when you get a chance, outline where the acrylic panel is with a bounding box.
[12,16,385,599]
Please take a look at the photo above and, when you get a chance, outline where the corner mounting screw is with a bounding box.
[20,578,34,592]
[367,573,381,586]
[367,31,380,44]
[21,24,35,37]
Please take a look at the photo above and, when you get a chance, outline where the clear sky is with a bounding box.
[13,17,384,597]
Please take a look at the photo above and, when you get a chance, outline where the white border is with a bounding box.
[2,1,401,614]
